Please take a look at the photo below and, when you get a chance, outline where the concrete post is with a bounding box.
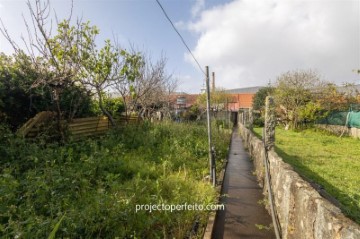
[265,96,276,150]
[249,107,253,129]
[246,111,249,126]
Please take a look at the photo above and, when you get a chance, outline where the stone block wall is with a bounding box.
[350,127,360,139]
[316,124,360,139]
[238,123,360,239]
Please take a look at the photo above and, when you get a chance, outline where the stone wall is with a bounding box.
[350,127,360,139]
[238,123,360,239]
[316,124,360,139]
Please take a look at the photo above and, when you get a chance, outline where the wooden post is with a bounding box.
[264,96,276,150]
[206,66,216,186]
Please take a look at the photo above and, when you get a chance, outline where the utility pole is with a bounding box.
[206,66,216,186]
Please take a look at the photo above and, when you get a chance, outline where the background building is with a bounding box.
[170,86,263,112]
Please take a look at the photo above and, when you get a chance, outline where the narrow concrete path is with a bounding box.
[212,128,275,239]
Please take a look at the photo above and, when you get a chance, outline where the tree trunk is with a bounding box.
[54,97,65,142]
[96,88,116,127]
[120,95,130,123]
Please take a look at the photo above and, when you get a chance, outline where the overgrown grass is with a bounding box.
[0,122,231,238]
[253,127,360,224]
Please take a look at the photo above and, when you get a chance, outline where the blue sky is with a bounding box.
[1,0,359,93]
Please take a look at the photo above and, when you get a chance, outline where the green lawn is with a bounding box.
[253,127,360,224]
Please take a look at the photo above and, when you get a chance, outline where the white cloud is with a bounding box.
[175,0,205,31]
[191,0,205,18]
[186,0,360,89]
[174,20,186,30]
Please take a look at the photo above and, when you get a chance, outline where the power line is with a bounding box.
[155,0,206,76]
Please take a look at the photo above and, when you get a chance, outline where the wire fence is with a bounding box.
[316,108,360,129]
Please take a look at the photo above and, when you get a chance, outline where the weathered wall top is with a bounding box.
[239,123,360,239]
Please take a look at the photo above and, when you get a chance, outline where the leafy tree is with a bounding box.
[183,104,201,121]
[274,71,360,129]
[251,86,275,127]
[0,53,40,128]
[298,101,323,123]
[47,20,142,126]
[274,70,322,129]
[196,88,232,111]
[0,52,95,130]
[1,0,84,139]
[1,0,142,129]
[103,96,125,117]
[316,83,360,112]
[252,86,275,112]
[294,82,360,126]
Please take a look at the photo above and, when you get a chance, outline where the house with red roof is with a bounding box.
[169,86,263,112]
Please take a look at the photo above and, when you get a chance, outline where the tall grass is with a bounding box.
[0,122,231,238]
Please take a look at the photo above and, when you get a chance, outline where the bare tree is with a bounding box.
[114,51,176,120]
[162,77,178,119]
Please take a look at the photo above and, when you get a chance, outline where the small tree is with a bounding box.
[317,83,360,112]
[274,70,322,129]
[250,86,274,127]
[1,0,83,139]
[114,51,175,120]
[0,51,93,131]
[252,86,275,113]
[196,88,232,111]
[1,0,143,129]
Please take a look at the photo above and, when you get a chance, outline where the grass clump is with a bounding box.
[253,127,360,224]
[0,122,230,238]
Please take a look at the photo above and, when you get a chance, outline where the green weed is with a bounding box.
[0,122,230,238]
